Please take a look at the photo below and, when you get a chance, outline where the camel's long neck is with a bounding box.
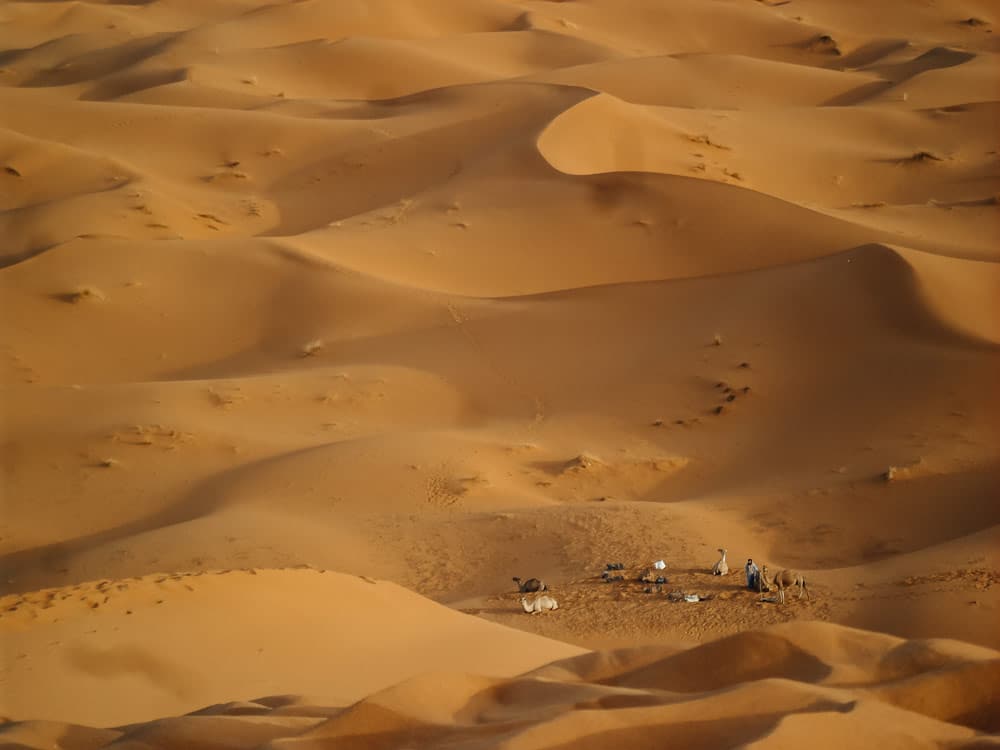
[520,599,532,613]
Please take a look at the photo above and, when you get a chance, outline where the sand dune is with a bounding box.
[1,617,996,747]
[0,568,584,726]
[1,0,998,741]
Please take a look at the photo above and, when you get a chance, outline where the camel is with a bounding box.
[520,595,559,614]
[759,565,809,604]
[513,577,547,593]
[712,548,729,576]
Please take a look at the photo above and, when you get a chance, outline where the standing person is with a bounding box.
[745,558,760,591]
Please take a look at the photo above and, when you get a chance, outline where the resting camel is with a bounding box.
[520,595,559,614]
[759,565,809,604]
[513,577,547,593]
[712,548,729,576]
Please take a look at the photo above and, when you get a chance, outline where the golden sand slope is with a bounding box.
[1,613,997,748]
[0,568,585,726]
[1,0,999,735]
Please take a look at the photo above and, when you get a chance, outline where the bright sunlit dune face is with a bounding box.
[0,0,997,739]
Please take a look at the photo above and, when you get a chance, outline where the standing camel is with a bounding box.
[759,565,810,604]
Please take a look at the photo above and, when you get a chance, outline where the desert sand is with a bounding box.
[1,0,998,744]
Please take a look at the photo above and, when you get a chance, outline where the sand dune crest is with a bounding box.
[2,620,994,749]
